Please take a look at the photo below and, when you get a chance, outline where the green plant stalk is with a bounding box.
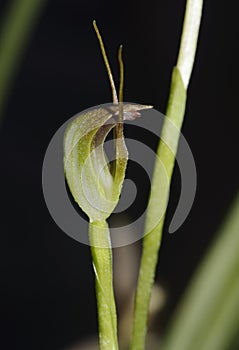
[162,193,239,350]
[130,65,186,350]
[89,221,118,350]
[130,0,203,349]
[0,0,46,121]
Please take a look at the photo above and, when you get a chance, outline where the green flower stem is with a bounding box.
[0,0,46,121]
[89,221,119,350]
[162,194,239,350]
[130,0,203,349]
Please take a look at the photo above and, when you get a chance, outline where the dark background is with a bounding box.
[0,0,238,349]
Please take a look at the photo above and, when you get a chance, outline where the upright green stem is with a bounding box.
[130,68,186,350]
[130,1,203,349]
[0,0,46,121]
[89,221,119,350]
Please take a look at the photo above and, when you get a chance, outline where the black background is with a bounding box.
[0,0,238,349]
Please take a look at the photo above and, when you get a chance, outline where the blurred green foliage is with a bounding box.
[162,193,239,350]
[0,0,46,121]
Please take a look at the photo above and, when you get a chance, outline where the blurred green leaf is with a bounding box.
[0,0,46,121]
[162,193,239,350]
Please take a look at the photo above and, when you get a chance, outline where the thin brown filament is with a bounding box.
[117,44,124,138]
[93,20,118,104]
